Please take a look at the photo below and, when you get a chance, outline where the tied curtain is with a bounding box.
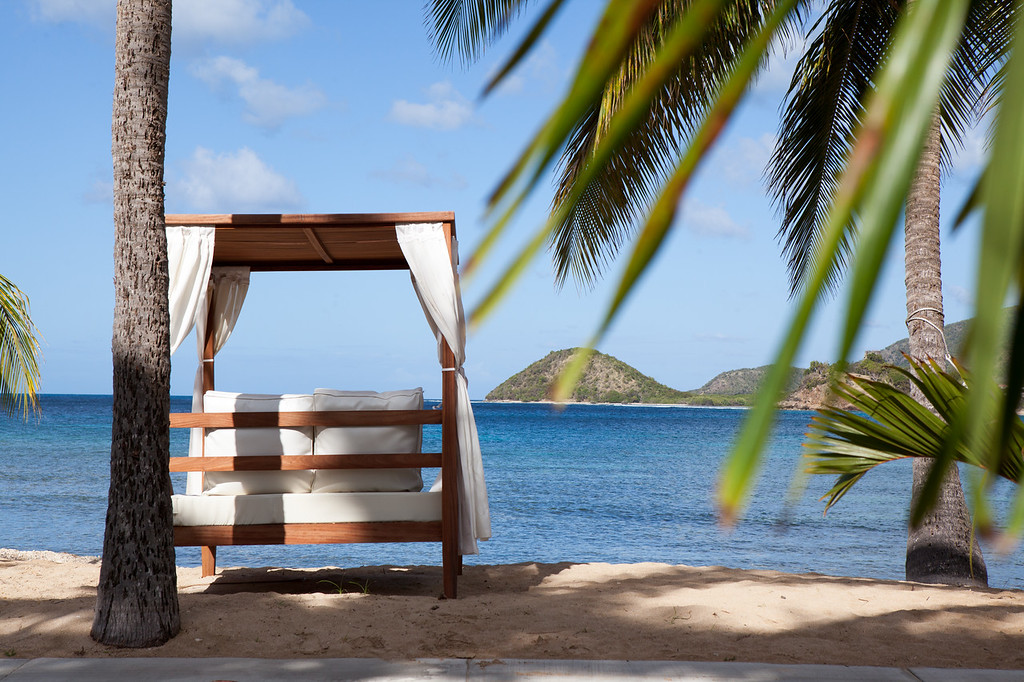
[165,227,249,493]
[397,222,491,554]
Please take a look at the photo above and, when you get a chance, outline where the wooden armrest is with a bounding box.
[169,410,442,428]
[169,452,442,472]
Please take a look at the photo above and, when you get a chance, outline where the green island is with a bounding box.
[485,315,1007,407]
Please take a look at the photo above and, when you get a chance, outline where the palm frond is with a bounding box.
[550,1,781,290]
[724,0,971,521]
[939,0,1015,169]
[965,11,1024,535]
[0,275,42,418]
[805,358,1024,513]
[425,0,534,67]
[768,0,1013,296]
[767,0,898,296]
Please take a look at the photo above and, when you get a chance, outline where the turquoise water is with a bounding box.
[2,395,1021,587]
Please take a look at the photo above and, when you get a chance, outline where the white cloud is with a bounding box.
[489,39,561,96]
[30,0,112,26]
[170,147,303,212]
[946,285,973,307]
[754,30,805,95]
[191,56,326,129]
[30,0,308,45]
[683,199,749,238]
[173,0,309,45]
[83,177,113,205]
[952,125,990,174]
[694,332,745,344]
[389,82,474,131]
[372,155,467,189]
[719,133,776,185]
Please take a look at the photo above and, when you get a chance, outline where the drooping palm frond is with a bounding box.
[0,274,42,418]
[425,0,535,67]
[767,0,898,296]
[724,0,972,521]
[768,0,1014,297]
[805,357,1024,513]
[963,11,1024,537]
[550,1,788,290]
[941,0,1016,157]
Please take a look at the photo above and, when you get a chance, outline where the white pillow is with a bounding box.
[312,388,424,493]
[203,391,315,495]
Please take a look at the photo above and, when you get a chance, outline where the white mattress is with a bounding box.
[172,491,442,526]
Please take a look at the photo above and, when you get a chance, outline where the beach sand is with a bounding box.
[2,550,1024,668]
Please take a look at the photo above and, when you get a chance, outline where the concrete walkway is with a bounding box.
[1,658,1023,681]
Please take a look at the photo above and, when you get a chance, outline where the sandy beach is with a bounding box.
[2,550,1024,669]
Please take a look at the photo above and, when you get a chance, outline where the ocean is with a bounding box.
[3,395,1022,588]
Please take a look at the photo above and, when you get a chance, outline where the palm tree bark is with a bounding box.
[903,111,987,587]
[92,0,180,647]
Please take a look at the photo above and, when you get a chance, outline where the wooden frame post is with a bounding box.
[200,296,217,577]
[440,221,460,598]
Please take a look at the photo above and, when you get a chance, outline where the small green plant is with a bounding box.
[3,650,16,657]
[319,578,371,594]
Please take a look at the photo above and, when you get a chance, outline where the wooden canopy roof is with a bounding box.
[165,212,456,272]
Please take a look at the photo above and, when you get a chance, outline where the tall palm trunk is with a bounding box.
[92,0,180,647]
[903,112,987,587]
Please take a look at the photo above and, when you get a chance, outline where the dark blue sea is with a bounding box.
[3,395,1022,588]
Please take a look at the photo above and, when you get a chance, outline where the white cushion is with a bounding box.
[311,388,424,493]
[172,491,442,526]
[202,391,315,495]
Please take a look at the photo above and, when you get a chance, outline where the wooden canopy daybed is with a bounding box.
[164,212,490,599]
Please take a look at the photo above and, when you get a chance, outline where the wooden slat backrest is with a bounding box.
[169,409,442,429]
[169,452,442,472]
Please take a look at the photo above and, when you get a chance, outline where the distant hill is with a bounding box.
[487,310,1015,408]
[691,365,803,396]
[872,309,1015,370]
[485,349,690,404]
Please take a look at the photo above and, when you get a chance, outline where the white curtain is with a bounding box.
[166,226,250,492]
[396,222,491,554]
[184,266,250,492]
[166,226,215,355]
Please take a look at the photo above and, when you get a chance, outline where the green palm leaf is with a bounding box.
[425,0,534,67]
[0,275,42,418]
[724,0,970,521]
[767,0,898,295]
[806,358,1024,514]
[768,0,1013,297]
[550,1,784,290]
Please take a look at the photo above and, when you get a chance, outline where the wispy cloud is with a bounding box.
[946,285,973,307]
[683,198,749,238]
[952,124,990,174]
[29,0,309,45]
[719,133,776,185]
[30,0,112,26]
[489,39,561,96]
[694,332,746,344]
[83,177,113,205]
[389,82,474,131]
[753,30,804,96]
[169,146,303,212]
[174,0,309,45]
[372,155,467,189]
[191,56,326,130]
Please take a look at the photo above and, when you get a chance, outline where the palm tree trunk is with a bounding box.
[903,111,987,587]
[91,0,180,647]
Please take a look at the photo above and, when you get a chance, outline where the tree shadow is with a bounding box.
[3,561,1024,668]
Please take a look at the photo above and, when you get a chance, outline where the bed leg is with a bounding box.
[201,546,217,577]
[443,560,457,599]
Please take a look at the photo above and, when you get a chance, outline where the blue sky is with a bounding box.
[1,1,988,400]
